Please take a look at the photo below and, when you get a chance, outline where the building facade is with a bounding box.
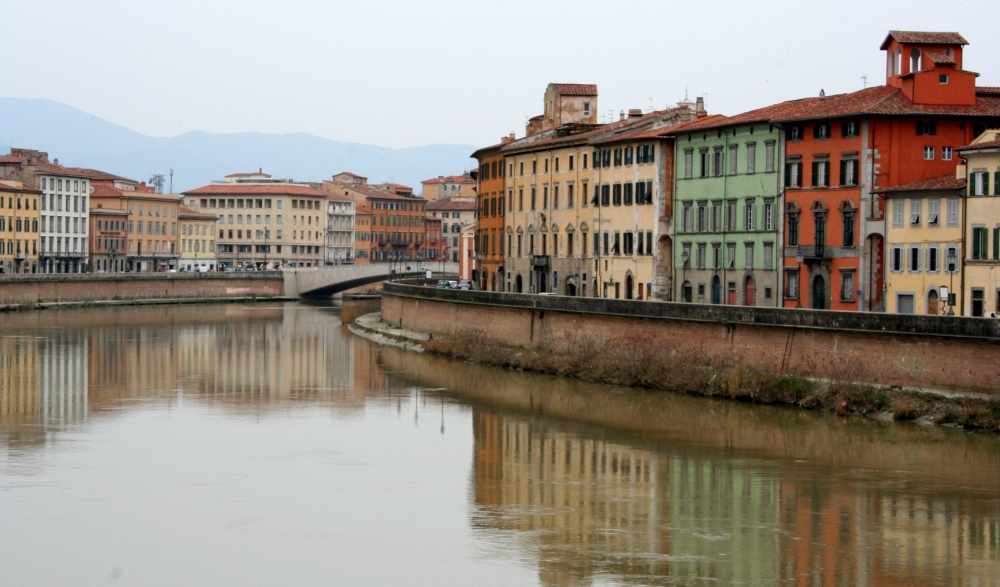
[421,175,476,200]
[958,130,1000,316]
[325,195,355,264]
[427,198,475,263]
[880,176,965,314]
[670,118,784,306]
[472,142,508,291]
[322,180,427,262]
[90,186,181,272]
[0,179,41,274]
[178,207,219,272]
[353,205,372,264]
[88,206,129,273]
[184,173,327,269]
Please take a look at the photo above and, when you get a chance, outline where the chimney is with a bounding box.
[53,158,59,166]
[628,108,643,119]
[695,97,706,116]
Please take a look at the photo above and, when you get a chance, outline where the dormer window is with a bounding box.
[939,74,949,84]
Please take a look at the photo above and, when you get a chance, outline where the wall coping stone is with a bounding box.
[383,283,1000,342]
[0,271,283,284]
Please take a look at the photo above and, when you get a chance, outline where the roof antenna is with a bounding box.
[820,89,826,97]
[861,75,868,88]
[648,97,654,113]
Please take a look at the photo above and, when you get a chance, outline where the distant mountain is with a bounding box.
[0,98,479,194]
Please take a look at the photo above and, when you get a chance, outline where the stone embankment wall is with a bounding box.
[381,283,1000,393]
[0,272,285,306]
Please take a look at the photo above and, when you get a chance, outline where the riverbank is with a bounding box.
[353,312,1000,433]
[0,294,295,312]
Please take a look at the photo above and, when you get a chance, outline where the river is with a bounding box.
[1,301,998,586]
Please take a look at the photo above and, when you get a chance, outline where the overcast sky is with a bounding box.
[3,0,999,149]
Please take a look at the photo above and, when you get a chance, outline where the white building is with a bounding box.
[37,165,91,273]
[325,195,355,263]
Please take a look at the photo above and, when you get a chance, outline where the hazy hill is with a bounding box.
[0,98,478,194]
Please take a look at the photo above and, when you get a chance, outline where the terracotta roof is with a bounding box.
[957,138,1000,152]
[33,163,94,179]
[89,207,129,216]
[923,51,956,65]
[553,83,598,96]
[589,110,722,144]
[421,175,475,184]
[500,121,629,154]
[874,174,965,193]
[324,192,355,203]
[355,205,372,215]
[426,198,476,212]
[183,183,328,197]
[880,31,968,50]
[90,185,126,198]
[381,183,412,190]
[0,183,42,194]
[225,172,272,178]
[858,89,1000,117]
[92,184,181,201]
[978,87,1000,96]
[471,142,506,159]
[326,180,422,201]
[0,156,27,164]
[178,207,219,220]
[64,167,137,183]
[425,214,441,222]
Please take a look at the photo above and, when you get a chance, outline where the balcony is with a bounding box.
[529,254,550,268]
[796,245,830,261]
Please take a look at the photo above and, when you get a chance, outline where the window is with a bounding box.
[601,184,610,207]
[624,146,633,165]
[995,228,1000,261]
[972,171,989,196]
[840,159,857,186]
[746,143,755,174]
[910,199,921,226]
[840,270,855,302]
[973,227,989,259]
[726,200,737,231]
[928,199,940,226]
[814,124,830,139]
[763,200,774,231]
[697,203,707,232]
[909,246,921,272]
[786,269,799,299]
[712,148,723,177]
[726,243,736,269]
[785,161,802,188]
[812,160,829,187]
[787,214,799,246]
[916,121,937,136]
[711,201,722,231]
[948,198,958,226]
[699,149,709,177]
[682,243,691,268]
[612,184,621,206]
[696,243,706,269]
[942,147,953,160]
[765,141,775,172]
[583,102,590,117]
[682,203,693,233]
[928,246,939,272]
[843,211,855,246]
[842,120,859,138]
[891,246,903,272]
[789,126,803,140]
[613,148,622,167]
[924,146,935,160]
[894,200,907,227]
[940,74,949,84]
[763,243,773,270]
[623,183,633,206]
[684,150,693,178]
[713,243,721,269]
[568,184,575,208]
[744,200,755,230]
[729,144,738,175]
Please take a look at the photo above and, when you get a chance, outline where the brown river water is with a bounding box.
[1,301,998,586]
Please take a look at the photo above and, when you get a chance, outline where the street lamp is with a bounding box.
[681,249,690,302]
[946,248,958,315]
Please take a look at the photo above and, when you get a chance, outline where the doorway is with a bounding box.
[728,282,737,306]
[744,276,755,306]
[812,275,827,310]
[515,274,523,293]
[625,274,634,300]
[711,276,721,304]
[927,289,939,315]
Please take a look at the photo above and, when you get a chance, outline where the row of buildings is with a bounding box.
[469,30,1000,317]
[0,150,478,273]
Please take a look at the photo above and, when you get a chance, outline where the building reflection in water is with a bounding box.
[470,406,1000,586]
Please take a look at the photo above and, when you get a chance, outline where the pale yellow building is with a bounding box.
[880,175,965,314]
[957,130,1000,317]
[0,179,41,274]
[420,174,476,200]
[178,207,219,272]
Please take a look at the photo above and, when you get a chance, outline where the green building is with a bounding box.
[668,115,784,305]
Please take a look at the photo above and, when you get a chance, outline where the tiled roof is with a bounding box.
[183,183,328,197]
[553,84,598,96]
[89,207,129,216]
[858,90,1000,117]
[92,184,181,201]
[499,121,628,154]
[923,51,956,65]
[326,180,422,201]
[355,205,372,215]
[0,156,27,164]
[979,87,1000,96]
[0,182,41,194]
[957,138,1000,152]
[426,198,476,212]
[64,167,137,182]
[33,163,94,179]
[590,111,722,144]
[874,174,965,193]
[225,172,272,178]
[90,185,126,198]
[178,207,219,220]
[422,174,475,184]
[880,31,968,49]
[471,141,506,159]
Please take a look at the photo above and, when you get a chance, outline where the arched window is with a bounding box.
[910,48,922,73]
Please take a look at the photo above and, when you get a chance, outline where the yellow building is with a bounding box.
[421,174,476,200]
[880,175,965,314]
[0,179,41,274]
[178,207,219,272]
[958,130,1000,317]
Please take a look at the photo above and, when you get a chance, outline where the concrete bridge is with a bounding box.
[283,262,459,298]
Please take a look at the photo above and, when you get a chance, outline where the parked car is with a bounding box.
[446,281,459,289]
[436,280,449,288]
[458,280,474,290]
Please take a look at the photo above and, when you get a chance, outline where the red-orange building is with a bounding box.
[424,215,447,263]
[777,31,1000,311]
[353,205,372,264]
[472,141,509,290]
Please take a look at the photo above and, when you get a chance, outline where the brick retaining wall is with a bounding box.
[0,272,285,305]
[381,284,1000,393]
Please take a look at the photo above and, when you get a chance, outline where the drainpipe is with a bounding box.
[960,160,968,316]
[721,128,730,304]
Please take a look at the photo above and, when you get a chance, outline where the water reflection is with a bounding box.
[1,302,999,586]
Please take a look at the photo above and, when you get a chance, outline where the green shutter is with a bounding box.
[785,163,792,187]
[993,171,999,196]
[994,228,1000,260]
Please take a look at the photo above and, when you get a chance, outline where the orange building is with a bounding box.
[89,185,181,272]
[778,31,1000,311]
[88,205,129,273]
[323,180,427,262]
[353,205,372,264]
[472,141,508,290]
[424,215,447,262]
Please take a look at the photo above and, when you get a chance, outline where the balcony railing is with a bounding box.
[529,254,550,268]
